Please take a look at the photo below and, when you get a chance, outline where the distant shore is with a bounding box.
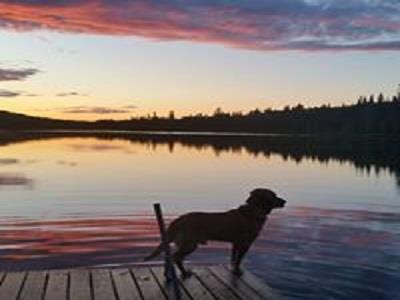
[1,129,399,140]
[1,96,400,135]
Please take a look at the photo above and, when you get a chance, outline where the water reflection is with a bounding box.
[1,131,399,187]
[67,143,132,153]
[0,207,398,300]
[0,158,19,165]
[56,160,78,167]
[0,132,399,299]
[0,173,33,188]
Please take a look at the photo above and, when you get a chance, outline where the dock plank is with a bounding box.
[0,266,280,300]
[19,271,47,300]
[44,270,69,300]
[193,267,242,300]
[70,269,91,300]
[0,271,26,300]
[209,266,265,300]
[111,268,141,300]
[131,267,166,300]
[150,267,191,300]
[92,269,117,300]
[178,270,215,300]
[224,266,283,300]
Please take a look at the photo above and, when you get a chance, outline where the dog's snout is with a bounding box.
[277,197,286,207]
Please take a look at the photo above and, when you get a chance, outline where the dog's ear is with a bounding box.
[246,195,261,207]
[246,195,272,209]
[247,188,274,207]
[250,188,276,199]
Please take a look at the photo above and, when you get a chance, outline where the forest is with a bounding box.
[1,91,400,135]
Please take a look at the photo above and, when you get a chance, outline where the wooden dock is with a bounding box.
[0,265,282,300]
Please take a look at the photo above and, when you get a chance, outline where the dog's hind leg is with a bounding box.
[173,242,197,279]
[143,218,184,261]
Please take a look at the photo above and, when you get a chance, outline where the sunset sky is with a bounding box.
[1,0,400,120]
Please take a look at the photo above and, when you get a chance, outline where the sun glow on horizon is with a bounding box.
[1,5,400,121]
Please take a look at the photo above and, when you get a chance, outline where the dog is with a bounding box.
[144,188,286,277]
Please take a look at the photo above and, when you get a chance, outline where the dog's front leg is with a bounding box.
[232,242,251,277]
[230,243,238,268]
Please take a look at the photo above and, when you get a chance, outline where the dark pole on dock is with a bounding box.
[153,203,182,300]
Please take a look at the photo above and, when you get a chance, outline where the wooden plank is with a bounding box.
[0,267,279,300]
[209,266,264,300]
[193,267,241,300]
[0,271,26,300]
[166,268,215,300]
[111,268,141,300]
[179,278,216,300]
[91,269,117,300]
[44,270,68,300]
[70,269,91,300]
[131,267,166,300]
[19,271,47,300]
[150,267,192,300]
[224,266,283,300]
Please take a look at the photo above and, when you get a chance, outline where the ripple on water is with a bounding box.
[0,207,398,300]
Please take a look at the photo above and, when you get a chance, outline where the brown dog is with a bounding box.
[144,188,286,277]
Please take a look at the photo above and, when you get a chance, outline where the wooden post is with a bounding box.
[153,203,182,300]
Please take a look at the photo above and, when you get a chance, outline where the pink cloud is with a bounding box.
[0,1,399,51]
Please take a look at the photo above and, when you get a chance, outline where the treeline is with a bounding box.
[96,92,400,134]
[1,91,400,135]
[0,111,87,130]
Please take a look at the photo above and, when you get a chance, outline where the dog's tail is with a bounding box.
[143,243,164,261]
[142,217,183,261]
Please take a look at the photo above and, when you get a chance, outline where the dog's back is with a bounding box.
[144,208,262,261]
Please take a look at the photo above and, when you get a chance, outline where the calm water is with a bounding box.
[0,132,399,299]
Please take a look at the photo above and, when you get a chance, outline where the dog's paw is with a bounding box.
[232,268,243,277]
[181,270,194,279]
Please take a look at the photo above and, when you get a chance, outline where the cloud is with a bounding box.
[2,90,85,98]
[122,105,137,109]
[0,1,399,51]
[0,89,42,98]
[61,105,136,114]
[0,89,21,98]
[0,67,40,81]
[56,92,87,97]
[24,93,40,97]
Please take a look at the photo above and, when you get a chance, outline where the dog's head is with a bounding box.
[246,188,286,214]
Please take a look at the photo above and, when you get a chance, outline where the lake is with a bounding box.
[0,132,399,300]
